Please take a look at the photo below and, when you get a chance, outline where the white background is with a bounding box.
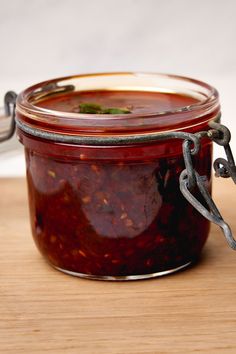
[0,0,235,176]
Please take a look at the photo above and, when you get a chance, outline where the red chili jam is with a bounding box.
[16,73,220,280]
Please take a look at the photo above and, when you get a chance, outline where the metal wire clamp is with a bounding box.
[1,91,236,249]
[0,91,17,143]
[179,122,236,249]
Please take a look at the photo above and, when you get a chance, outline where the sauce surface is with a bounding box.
[36,90,199,115]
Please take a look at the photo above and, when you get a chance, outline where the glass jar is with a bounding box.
[9,72,235,280]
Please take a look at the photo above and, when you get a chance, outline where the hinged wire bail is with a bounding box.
[209,121,236,183]
[179,121,236,250]
[0,91,17,143]
[1,90,235,251]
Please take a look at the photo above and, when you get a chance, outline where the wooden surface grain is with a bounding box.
[0,177,236,354]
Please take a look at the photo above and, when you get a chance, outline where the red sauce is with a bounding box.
[19,90,212,278]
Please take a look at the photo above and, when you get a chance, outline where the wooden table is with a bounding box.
[0,178,236,354]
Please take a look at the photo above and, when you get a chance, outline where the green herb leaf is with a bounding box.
[102,107,131,114]
[79,103,103,114]
[79,103,131,114]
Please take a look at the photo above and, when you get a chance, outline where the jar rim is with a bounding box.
[16,72,220,135]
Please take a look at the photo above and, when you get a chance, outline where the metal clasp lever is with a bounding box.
[179,122,236,250]
[209,121,236,184]
[0,91,17,143]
